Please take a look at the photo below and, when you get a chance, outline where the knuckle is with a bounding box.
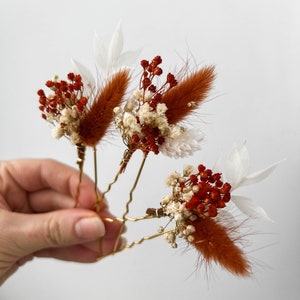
[44,216,63,247]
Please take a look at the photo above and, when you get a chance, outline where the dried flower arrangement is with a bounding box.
[37,23,280,277]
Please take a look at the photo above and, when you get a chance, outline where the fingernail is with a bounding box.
[75,217,105,239]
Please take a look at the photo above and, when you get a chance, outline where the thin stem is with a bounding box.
[93,146,101,212]
[75,143,86,207]
[92,146,103,257]
[113,153,148,252]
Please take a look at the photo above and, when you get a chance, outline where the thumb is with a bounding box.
[0,208,105,258]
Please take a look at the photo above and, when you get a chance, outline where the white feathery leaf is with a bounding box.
[226,143,250,188]
[94,31,108,70]
[212,156,223,174]
[231,195,273,221]
[71,59,96,95]
[239,160,283,187]
[107,22,123,72]
[116,49,142,68]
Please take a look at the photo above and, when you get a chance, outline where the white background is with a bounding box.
[0,0,299,299]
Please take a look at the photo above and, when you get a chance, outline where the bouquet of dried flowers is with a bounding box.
[37,23,280,277]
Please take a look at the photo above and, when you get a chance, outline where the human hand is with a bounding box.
[0,159,122,285]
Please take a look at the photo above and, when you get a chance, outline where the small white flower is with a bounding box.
[155,116,169,134]
[182,190,194,202]
[165,171,181,186]
[138,102,152,123]
[122,112,137,127]
[183,165,194,176]
[132,89,143,101]
[124,98,138,112]
[164,231,176,243]
[174,212,184,222]
[113,106,121,114]
[52,127,64,139]
[156,103,168,115]
[225,143,281,221]
[187,235,195,242]
[69,132,81,145]
[168,126,183,139]
[161,194,172,206]
[122,112,141,136]
[185,225,195,234]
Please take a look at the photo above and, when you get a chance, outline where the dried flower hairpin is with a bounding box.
[38,70,130,206]
[144,145,280,276]
[38,23,139,207]
[37,24,280,278]
[114,56,215,167]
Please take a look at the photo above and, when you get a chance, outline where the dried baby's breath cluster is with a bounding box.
[158,164,232,248]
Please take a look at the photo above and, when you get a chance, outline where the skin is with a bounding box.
[0,159,123,285]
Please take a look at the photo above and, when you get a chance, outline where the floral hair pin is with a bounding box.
[37,24,280,277]
[38,23,139,208]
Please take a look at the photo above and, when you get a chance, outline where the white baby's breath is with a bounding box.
[51,127,64,139]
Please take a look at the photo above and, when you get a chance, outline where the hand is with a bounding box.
[0,159,122,285]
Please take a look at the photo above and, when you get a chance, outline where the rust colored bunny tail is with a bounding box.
[162,66,215,124]
[79,69,131,146]
[187,217,251,277]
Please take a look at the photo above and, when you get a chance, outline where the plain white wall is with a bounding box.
[0,0,299,299]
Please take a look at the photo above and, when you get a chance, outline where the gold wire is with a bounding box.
[100,148,135,202]
[100,167,122,201]
[119,148,135,173]
[97,228,175,260]
[113,153,148,252]
[103,215,154,223]
[122,229,174,250]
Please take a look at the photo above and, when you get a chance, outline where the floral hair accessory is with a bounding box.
[145,150,280,277]
[113,56,214,172]
[38,24,138,206]
[37,24,281,277]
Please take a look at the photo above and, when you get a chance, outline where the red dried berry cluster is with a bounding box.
[184,164,232,217]
[130,126,165,155]
[38,73,88,119]
[140,56,177,110]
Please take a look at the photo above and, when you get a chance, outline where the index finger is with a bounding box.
[4,159,104,211]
